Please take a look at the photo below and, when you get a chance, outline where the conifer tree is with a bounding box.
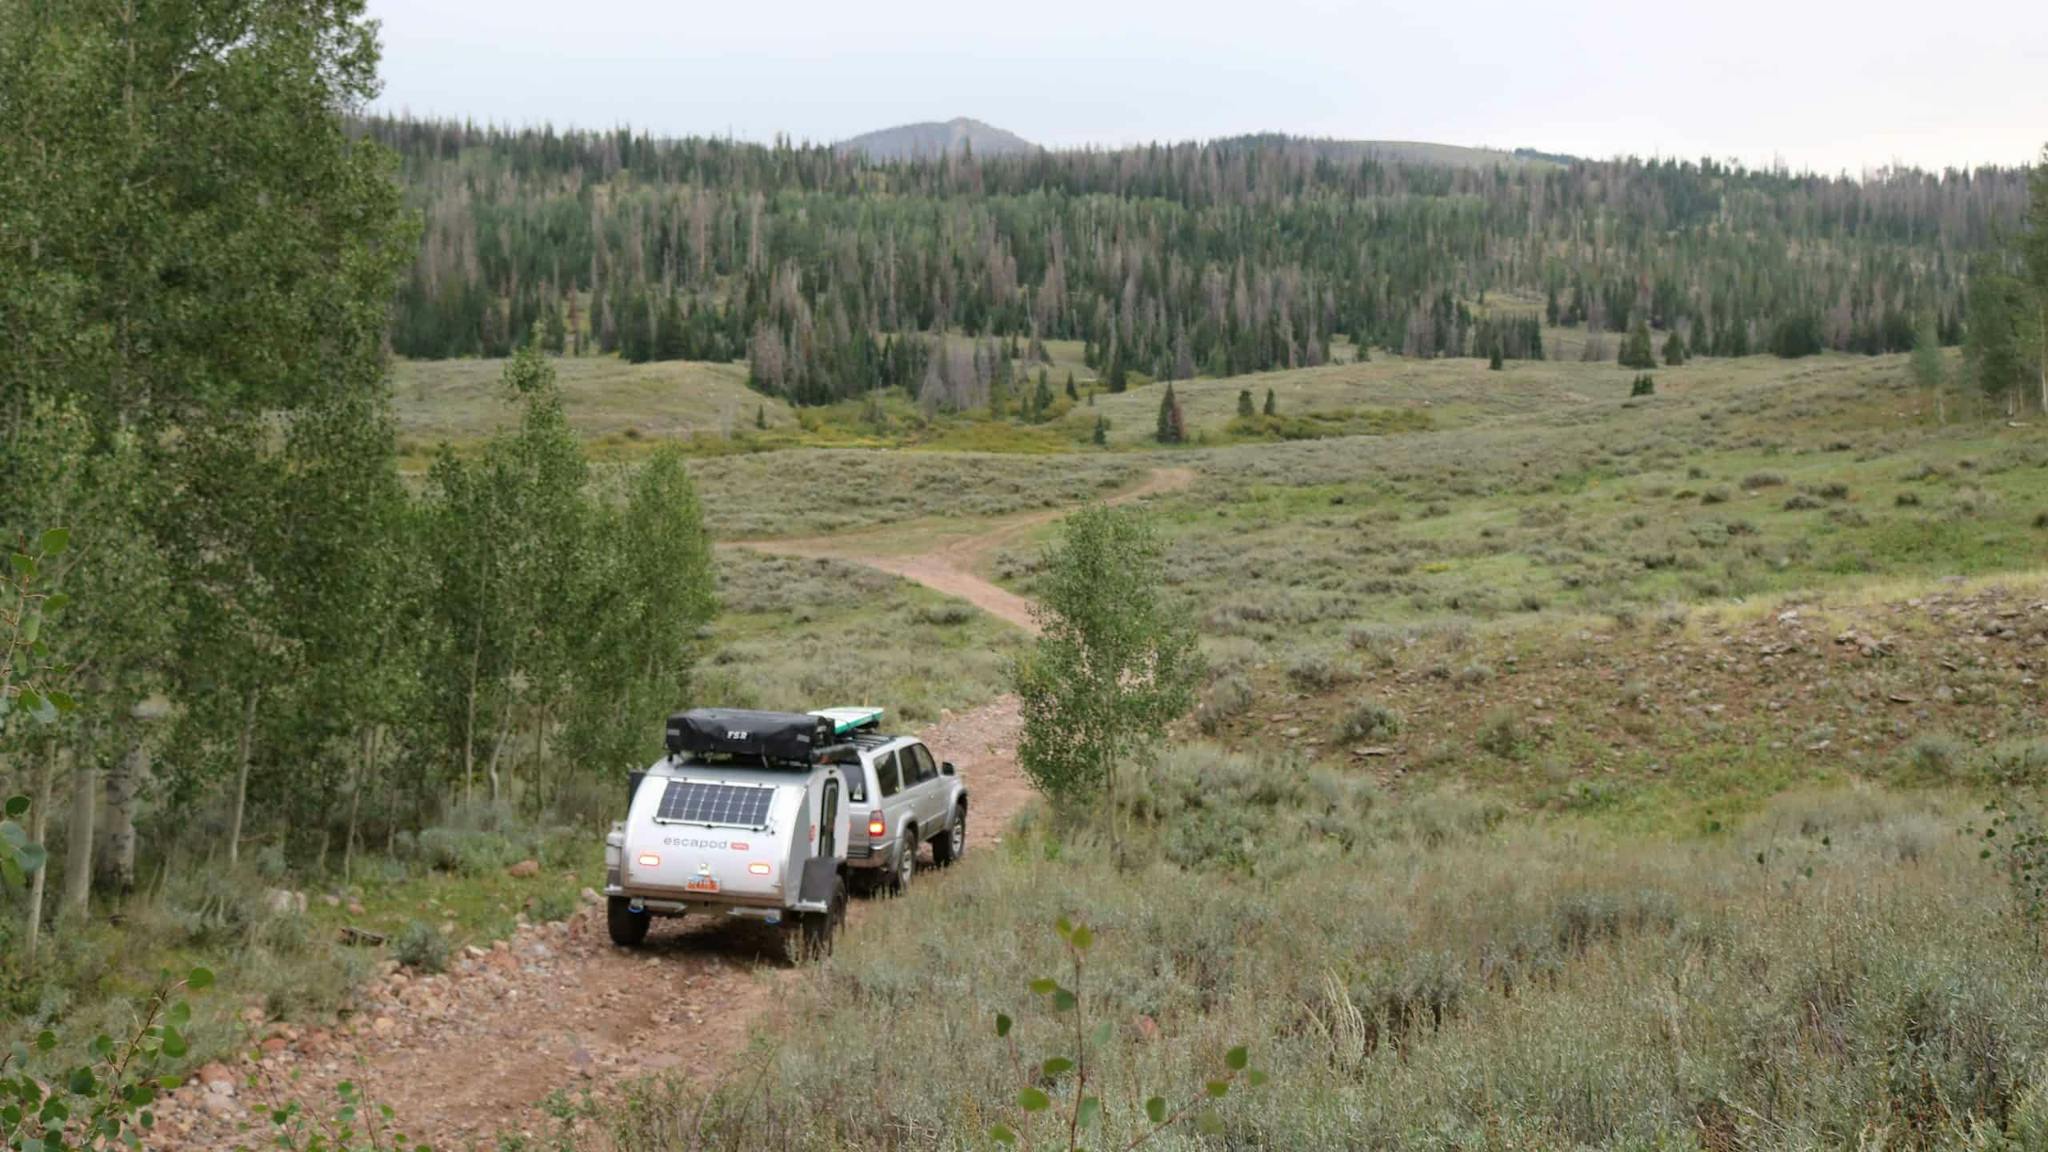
[1092,415,1108,445]
[1912,319,1947,423]
[2025,142,2048,414]
[1263,388,1277,417]
[1663,331,1687,366]
[1237,389,1255,418]
[1065,371,1079,402]
[1156,384,1185,443]
[1966,267,2029,416]
[1619,319,1658,369]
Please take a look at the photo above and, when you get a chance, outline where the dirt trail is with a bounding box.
[742,466,1195,632]
[155,469,1194,1150]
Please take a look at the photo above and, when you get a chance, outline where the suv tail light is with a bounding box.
[866,811,886,838]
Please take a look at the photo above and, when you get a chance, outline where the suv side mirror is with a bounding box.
[941,761,956,776]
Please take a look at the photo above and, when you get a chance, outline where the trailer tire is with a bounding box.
[783,878,845,963]
[607,896,651,948]
[933,802,966,867]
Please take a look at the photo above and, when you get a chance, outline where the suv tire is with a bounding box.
[890,829,917,893]
[607,896,651,948]
[933,802,966,867]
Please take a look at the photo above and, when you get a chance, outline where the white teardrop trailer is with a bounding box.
[603,706,965,960]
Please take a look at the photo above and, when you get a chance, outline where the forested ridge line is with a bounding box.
[371,115,2032,403]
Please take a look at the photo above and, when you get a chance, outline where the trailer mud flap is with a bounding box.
[798,857,841,908]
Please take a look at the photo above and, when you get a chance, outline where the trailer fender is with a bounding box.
[798,855,842,908]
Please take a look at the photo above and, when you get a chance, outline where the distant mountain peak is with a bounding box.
[837,118,1036,161]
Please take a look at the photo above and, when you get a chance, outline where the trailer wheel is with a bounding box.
[783,878,845,963]
[933,802,966,867]
[607,896,650,948]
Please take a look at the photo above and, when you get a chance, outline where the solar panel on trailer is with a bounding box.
[657,780,775,828]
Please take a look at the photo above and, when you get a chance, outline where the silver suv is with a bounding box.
[838,733,968,893]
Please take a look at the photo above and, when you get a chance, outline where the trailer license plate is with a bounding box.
[685,877,719,894]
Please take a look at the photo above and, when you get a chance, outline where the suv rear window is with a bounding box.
[871,750,903,797]
[657,780,776,828]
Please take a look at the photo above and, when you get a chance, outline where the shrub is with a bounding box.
[1346,625,1404,667]
[1983,740,2048,787]
[1454,662,1495,685]
[1195,674,1254,736]
[1896,491,1922,507]
[394,919,449,973]
[1477,709,1526,758]
[529,887,579,924]
[1783,493,1825,511]
[913,600,976,626]
[1741,471,1787,489]
[159,866,267,950]
[1902,732,1965,780]
[1334,698,1402,744]
[1284,653,1350,692]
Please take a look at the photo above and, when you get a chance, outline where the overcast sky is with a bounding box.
[366,0,2047,174]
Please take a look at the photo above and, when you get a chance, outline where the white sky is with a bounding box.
[365,0,2048,174]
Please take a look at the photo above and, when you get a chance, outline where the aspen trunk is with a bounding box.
[343,725,375,883]
[530,703,549,815]
[462,626,480,807]
[61,750,97,924]
[104,738,143,894]
[228,686,259,867]
[485,705,514,807]
[22,742,55,970]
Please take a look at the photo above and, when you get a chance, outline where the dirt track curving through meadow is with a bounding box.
[154,467,1196,1150]
[739,466,1196,632]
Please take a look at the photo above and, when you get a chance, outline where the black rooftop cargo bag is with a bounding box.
[664,708,834,762]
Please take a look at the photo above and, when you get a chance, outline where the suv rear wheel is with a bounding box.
[933,802,966,866]
[890,829,917,893]
[607,896,651,948]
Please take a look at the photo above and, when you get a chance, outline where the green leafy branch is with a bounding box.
[1976,795,2048,948]
[0,965,213,1150]
[252,1076,432,1152]
[2,527,76,888]
[987,919,1265,1151]
[0,527,78,727]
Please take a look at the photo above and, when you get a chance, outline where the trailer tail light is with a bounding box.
[637,853,661,868]
[866,812,886,838]
[747,862,772,876]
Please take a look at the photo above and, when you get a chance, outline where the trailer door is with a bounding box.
[818,778,840,859]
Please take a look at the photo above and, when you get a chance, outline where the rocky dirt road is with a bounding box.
[155,470,1194,1149]
[740,466,1195,632]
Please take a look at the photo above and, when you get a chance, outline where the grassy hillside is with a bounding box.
[599,350,2048,1149]
[390,356,791,459]
[55,347,2037,1146]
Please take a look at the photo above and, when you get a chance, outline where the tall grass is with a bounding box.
[614,775,2048,1150]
